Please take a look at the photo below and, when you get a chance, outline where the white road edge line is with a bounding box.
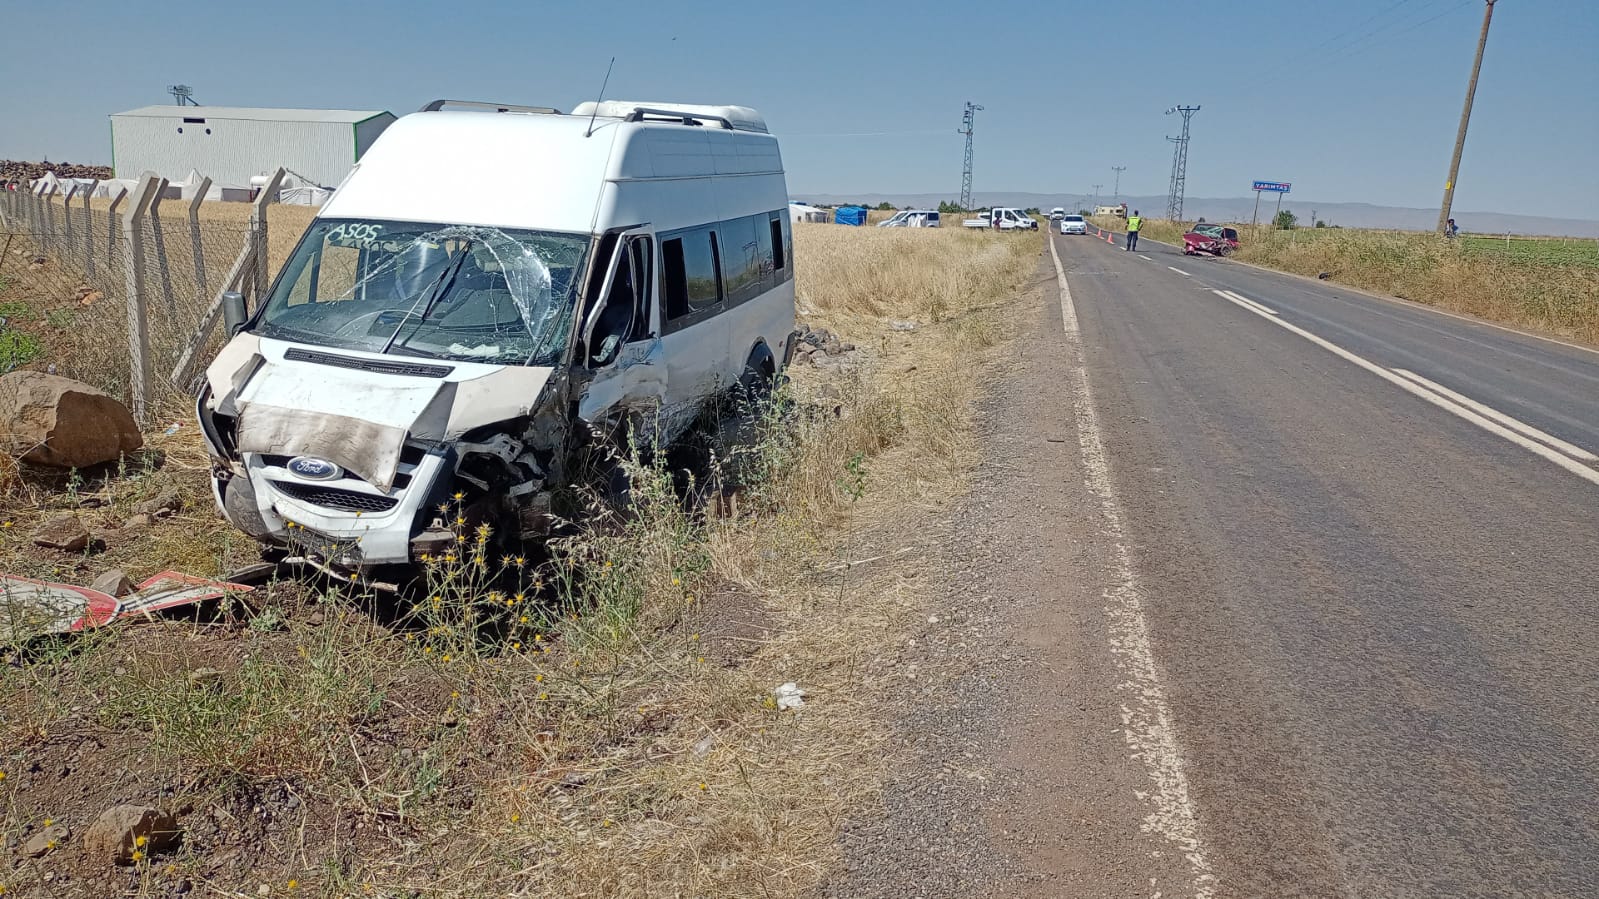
[1050,237,1218,898]
[1215,289,1278,316]
[1210,291,1599,488]
[1390,369,1599,463]
[1168,266,1192,277]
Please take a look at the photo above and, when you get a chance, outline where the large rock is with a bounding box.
[84,805,179,865]
[0,371,141,469]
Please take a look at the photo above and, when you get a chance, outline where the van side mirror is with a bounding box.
[221,290,248,336]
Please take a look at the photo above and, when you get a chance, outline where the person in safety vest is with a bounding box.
[1125,210,1143,251]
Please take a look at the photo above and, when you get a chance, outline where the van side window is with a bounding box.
[627,237,653,340]
[662,236,689,320]
[769,216,785,272]
[720,215,763,306]
[661,227,722,327]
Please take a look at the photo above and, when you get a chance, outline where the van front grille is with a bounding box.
[271,481,399,513]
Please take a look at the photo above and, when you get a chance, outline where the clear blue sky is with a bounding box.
[4,0,1595,219]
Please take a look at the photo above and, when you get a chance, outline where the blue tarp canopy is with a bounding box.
[834,206,868,226]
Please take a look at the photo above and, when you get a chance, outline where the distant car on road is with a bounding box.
[1049,207,1066,220]
[1058,214,1087,235]
[1183,223,1240,257]
[878,209,941,228]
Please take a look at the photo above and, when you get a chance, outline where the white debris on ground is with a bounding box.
[774,682,807,711]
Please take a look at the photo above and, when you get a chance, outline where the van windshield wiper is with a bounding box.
[381,243,472,356]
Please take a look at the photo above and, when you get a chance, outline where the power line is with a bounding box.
[1271,0,1455,74]
[1111,165,1127,201]
[1301,0,1421,59]
[1320,0,1479,66]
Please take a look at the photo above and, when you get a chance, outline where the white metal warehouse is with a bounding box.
[109,105,395,192]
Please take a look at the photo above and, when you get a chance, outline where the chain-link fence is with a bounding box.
[0,171,284,422]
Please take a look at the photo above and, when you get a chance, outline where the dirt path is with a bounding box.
[826,250,1200,898]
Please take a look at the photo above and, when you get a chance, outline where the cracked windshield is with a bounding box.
[255,219,588,364]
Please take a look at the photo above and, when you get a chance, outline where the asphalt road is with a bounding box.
[1053,227,1599,897]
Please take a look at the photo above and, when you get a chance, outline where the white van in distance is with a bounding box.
[877,209,941,228]
[198,99,797,575]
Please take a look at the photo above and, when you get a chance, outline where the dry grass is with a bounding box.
[0,221,1039,896]
[1087,216,1599,344]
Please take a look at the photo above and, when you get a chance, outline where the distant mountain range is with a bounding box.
[792,192,1599,238]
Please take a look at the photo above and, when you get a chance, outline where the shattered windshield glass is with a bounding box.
[255,219,590,365]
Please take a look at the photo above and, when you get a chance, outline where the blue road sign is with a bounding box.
[1253,180,1292,193]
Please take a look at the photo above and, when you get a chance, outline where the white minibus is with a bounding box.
[198,99,797,573]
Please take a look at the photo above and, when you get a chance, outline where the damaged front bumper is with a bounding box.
[197,335,566,571]
[214,447,454,567]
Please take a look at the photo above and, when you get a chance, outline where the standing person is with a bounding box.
[1446,218,1460,238]
[1125,210,1143,251]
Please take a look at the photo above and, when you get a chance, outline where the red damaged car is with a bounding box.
[1182,223,1240,257]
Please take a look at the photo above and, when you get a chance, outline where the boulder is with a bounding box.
[84,805,179,865]
[33,514,89,552]
[0,371,141,469]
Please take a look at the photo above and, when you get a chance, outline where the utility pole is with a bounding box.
[959,101,983,212]
[1164,105,1199,221]
[1093,184,1102,208]
[1111,165,1127,200]
[1438,0,1497,234]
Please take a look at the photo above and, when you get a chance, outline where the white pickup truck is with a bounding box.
[963,207,1038,231]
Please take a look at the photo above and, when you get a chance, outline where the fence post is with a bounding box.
[249,168,286,306]
[40,182,57,254]
[187,176,211,298]
[82,179,98,278]
[28,183,44,244]
[122,173,160,425]
[61,182,78,270]
[106,186,126,259]
[148,179,177,314]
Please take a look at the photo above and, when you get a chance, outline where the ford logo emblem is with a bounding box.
[286,456,342,481]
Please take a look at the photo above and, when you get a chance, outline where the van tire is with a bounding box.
[739,344,777,403]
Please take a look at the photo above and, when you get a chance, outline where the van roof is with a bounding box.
[320,108,782,233]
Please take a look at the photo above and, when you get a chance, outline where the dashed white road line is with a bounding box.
[1213,289,1599,487]
[1139,254,1153,261]
[1168,266,1191,277]
[1050,237,1218,899]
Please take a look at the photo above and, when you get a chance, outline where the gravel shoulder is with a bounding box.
[827,253,1193,898]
